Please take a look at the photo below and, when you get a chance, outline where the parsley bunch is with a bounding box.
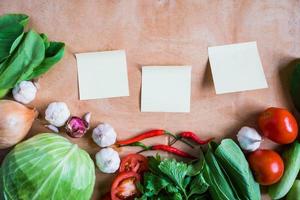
[136,155,209,200]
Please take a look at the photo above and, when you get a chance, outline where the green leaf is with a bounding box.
[290,63,300,112]
[158,159,188,189]
[40,33,50,49]
[215,139,261,200]
[0,88,10,99]
[183,176,191,189]
[148,156,162,175]
[0,24,23,63]
[188,174,209,197]
[26,41,64,80]
[0,30,45,89]
[143,172,170,196]
[0,14,29,63]
[165,185,179,193]
[0,14,29,28]
[186,153,205,176]
[203,146,236,200]
[170,192,183,200]
[9,32,25,54]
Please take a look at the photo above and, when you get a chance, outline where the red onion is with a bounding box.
[65,116,89,138]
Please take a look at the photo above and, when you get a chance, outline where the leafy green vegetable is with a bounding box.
[159,159,188,191]
[188,174,209,198]
[186,150,205,176]
[203,145,236,200]
[286,180,300,200]
[268,141,300,199]
[290,62,300,111]
[0,13,65,98]
[0,14,28,63]
[0,14,29,28]
[0,30,45,89]
[215,139,260,200]
[138,156,208,200]
[1,133,95,200]
[26,41,65,80]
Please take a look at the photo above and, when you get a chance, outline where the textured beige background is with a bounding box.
[1,0,300,199]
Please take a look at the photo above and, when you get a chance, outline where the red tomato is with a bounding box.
[111,172,141,200]
[119,154,148,174]
[258,107,298,144]
[248,149,284,185]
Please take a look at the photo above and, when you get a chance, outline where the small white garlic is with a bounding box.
[95,147,120,173]
[45,102,70,127]
[92,123,117,147]
[12,81,37,104]
[237,126,262,151]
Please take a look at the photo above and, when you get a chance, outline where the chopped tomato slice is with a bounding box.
[119,154,148,174]
[111,171,141,200]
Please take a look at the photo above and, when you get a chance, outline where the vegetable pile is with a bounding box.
[1,12,300,200]
[0,13,65,98]
[105,139,261,200]
[0,133,95,200]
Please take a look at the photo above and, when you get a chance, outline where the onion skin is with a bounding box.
[0,100,38,149]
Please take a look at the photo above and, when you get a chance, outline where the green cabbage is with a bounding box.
[1,133,95,200]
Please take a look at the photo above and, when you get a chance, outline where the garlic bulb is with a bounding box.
[95,147,120,173]
[12,81,37,104]
[237,126,262,151]
[92,123,117,147]
[0,100,38,149]
[45,102,70,127]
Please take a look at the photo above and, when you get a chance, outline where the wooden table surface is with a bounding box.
[1,0,300,199]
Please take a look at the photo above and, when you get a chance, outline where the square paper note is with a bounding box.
[75,50,129,100]
[141,66,191,113]
[208,41,268,94]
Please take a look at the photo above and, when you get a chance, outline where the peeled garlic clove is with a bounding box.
[92,123,117,147]
[0,100,38,149]
[45,124,59,133]
[237,126,262,152]
[65,116,89,138]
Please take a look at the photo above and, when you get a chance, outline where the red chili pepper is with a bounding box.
[117,130,168,146]
[151,145,196,159]
[128,142,196,159]
[179,131,214,145]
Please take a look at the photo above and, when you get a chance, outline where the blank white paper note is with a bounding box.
[208,41,268,94]
[141,66,191,113]
[75,50,129,100]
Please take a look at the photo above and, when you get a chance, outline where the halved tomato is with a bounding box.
[119,154,148,174]
[111,171,141,200]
